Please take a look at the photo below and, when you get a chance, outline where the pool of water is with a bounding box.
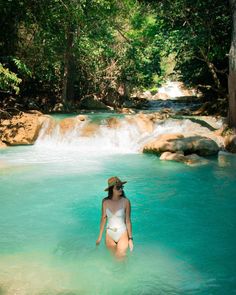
[0,116,236,295]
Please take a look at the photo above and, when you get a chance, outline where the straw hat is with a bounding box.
[104,176,127,191]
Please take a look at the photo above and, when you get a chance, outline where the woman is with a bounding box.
[96,176,133,259]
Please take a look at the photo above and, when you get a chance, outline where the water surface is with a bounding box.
[0,115,236,295]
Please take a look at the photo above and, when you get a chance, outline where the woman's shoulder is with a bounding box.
[102,197,109,204]
[122,197,130,205]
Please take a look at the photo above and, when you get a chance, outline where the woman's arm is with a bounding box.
[96,199,107,245]
[125,198,134,251]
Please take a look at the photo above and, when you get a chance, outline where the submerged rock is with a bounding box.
[184,154,209,166]
[143,134,219,156]
[160,151,209,166]
[160,151,185,162]
[218,151,233,167]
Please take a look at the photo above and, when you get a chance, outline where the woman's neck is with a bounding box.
[111,195,121,201]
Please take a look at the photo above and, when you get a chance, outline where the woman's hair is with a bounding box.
[106,185,126,199]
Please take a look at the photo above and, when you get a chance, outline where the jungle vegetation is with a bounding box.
[0,0,233,124]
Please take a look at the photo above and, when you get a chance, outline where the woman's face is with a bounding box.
[113,184,124,196]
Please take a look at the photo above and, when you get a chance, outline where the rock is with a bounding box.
[117,107,135,114]
[138,91,153,100]
[184,154,209,166]
[122,99,136,108]
[125,113,154,133]
[153,93,169,100]
[224,135,236,153]
[160,108,173,114]
[76,115,87,122]
[160,151,208,166]
[106,117,121,129]
[52,103,64,112]
[218,151,234,167]
[143,133,184,154]
[143,134,219,156]
[26,110,43,116]
[0,140,7,148]
[0,113,44,145]
[191,136,219,156]
[59,116,87,135]
[59,118,77,134]
[37,116,57,138]
[79,95,110,110]
[80,123,100,137]
[160,151,185,162]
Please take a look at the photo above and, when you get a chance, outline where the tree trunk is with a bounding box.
[199,48,222,91]
[62,25,75,105]
[228,0,236,129]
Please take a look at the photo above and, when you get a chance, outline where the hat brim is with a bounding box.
[104,181,127,191]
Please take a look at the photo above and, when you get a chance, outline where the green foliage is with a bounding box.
[153,0,230,93]
[0,63,22,94]
[12,58,32,78]
[0,0,231,111]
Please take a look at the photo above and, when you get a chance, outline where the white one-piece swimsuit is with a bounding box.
[106,204,127,243]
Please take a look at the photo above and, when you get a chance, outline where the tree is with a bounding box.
[228,0,236,128]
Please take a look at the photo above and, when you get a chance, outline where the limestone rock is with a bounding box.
[143,134,219,156]
[184,154,209,166]
[154,93,169,100]
[190,136,219,155]
[160,151,208,166]
[0,112,44,145]
[106,117,121,129]
[218,151,233,167]
[125,113,155,133]
[80,123,99,137]
[117,107,135,114]
[59,118,77,134]
[76,115,87,122]
[160,151,185,162]
[224,135,236,153]
[143,133,184,154]
[0,140,7,148]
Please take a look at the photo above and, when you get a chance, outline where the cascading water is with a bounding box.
[35,114,220,154]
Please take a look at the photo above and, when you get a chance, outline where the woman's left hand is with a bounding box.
[128,239,134,252]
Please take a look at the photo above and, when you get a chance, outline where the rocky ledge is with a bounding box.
[143,133,219,156]
[0,111,46,146]
[0,111,235,167]
[142,133,221,166]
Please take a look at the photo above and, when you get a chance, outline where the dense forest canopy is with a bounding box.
[0,0,231,116]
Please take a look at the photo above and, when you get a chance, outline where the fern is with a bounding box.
[0,63,22,95]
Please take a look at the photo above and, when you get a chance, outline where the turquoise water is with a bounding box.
[0,119,236,294]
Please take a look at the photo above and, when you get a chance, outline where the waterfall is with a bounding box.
[35,115,218,155]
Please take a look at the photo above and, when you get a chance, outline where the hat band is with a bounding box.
[108,180,119,187]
